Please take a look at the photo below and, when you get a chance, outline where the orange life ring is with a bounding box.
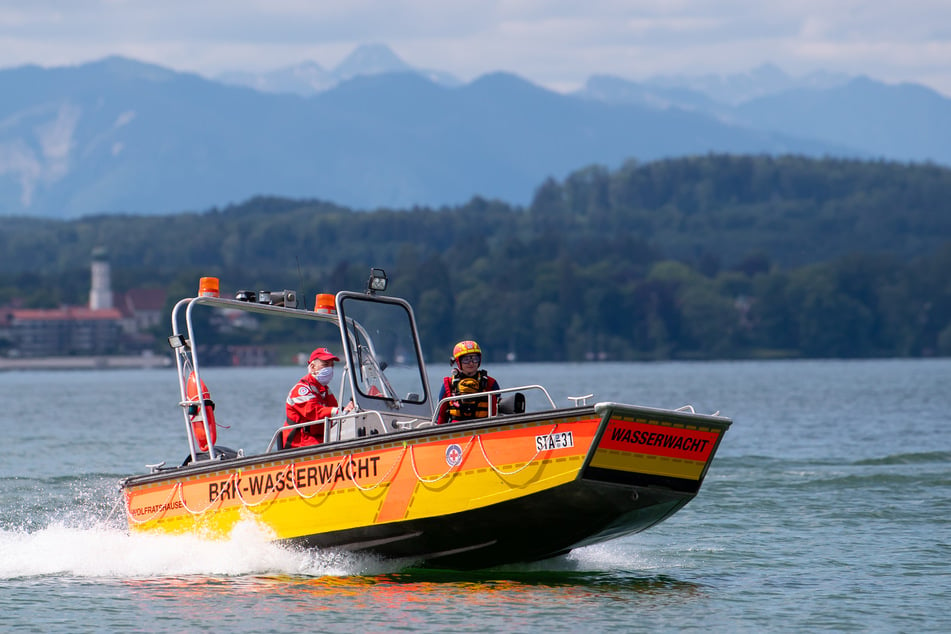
[186,371,217,451]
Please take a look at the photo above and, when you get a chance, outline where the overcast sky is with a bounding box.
[2,0,949,96]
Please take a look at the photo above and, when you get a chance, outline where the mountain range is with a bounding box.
[1,44,949,218]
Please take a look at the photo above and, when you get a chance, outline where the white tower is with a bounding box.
[89,246,113,310]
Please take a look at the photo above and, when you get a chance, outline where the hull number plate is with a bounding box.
[536,431,574,451]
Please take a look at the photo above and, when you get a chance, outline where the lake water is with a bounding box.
[1,359,949,632]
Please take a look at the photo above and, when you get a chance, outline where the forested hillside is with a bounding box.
[2,154,950,361]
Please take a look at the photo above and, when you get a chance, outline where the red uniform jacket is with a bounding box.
[284,374,339,447]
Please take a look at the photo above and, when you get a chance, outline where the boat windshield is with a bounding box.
[338,293,430,413]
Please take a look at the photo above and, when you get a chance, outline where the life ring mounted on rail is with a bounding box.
[186,371,217,451]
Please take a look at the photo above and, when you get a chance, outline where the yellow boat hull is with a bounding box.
[123,403,730,569]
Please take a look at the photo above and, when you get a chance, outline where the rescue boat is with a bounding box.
[120,269,732,570]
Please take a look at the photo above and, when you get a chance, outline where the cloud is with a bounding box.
[0,0,950,96]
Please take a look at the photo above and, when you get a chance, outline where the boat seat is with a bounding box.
[499,392,526,415]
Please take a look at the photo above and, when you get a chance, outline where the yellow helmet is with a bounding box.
[451,340,482,362]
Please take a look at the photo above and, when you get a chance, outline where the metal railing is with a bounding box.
[432,384,557,422]
[263,384,560,452]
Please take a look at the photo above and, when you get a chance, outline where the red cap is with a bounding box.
[309,347,340,363]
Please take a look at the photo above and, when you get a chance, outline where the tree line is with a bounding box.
[2,153,950,361]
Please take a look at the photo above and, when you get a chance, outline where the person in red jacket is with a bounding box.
[436,340,501,425]
[284,347,353,448]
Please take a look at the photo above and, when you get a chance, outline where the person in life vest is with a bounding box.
[436,340,501,425]
[284,347,354,448]
[186,371,217,452]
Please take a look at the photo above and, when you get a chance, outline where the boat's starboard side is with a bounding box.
[584,402,731,493]
[123,412,603,541]
[121,403,731,567]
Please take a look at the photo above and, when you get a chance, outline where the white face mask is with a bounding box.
[314,366,333,386]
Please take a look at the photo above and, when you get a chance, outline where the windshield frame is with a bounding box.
[335,291,434,419]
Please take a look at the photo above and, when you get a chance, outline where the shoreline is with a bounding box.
[0,355,173,371]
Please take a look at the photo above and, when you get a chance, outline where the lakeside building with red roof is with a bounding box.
[0,249,166,358]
